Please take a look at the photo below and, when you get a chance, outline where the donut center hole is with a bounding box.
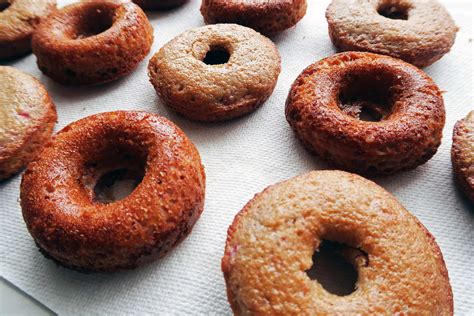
[83,144,147,204]
[377,1,411,20]
[203,46,230,65]
[0,1,11,11]
[306,240,367,296]
[338,70,399,122]
[74,6,116,39]
[94,168,144,204]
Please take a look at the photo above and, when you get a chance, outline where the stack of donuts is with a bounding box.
[1,0,471,314]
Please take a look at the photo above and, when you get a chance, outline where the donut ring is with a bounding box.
[286,52,445,175]
[20,111,205,271]
[0,0,56,60]
[326,0,458,68]
[31,0,153,85]
[133,0,187,10]
[0,66,56,181]
[148,24,281,122]
[200,0,307,34]
[452,111,474,203]
[222,170,453,315]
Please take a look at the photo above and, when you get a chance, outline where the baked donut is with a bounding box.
[20,111,205,272]
[200,0,307,34]
[222,170,453,315]
[0,0,56,60]
[148,24,281,122]
[31,0,153,85]
[286,52,445,175]
[133,0,187,10]
[0,66,56,181]
[326,0,458,68]
[452,111,474,202]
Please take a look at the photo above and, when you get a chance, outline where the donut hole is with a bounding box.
[0,2,11,12]
[338,69,400,122]
[94,168,144,204]
[377,1,411,20]
[70,5,117,39]
[306,240,367,296]
[203,46,231,65]
[82,140,147,204]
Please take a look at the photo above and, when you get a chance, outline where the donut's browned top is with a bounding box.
[31,0,153,85]
[21,111,205,271]
[326,0,458,67]
[452,111,474,202]
[133,0,187,10]
[0,66,55,163]
[222,170,452,315]
[148,24,280,121]
[285,52,445,175]
[0,0,56,42]
[200,0,307,34]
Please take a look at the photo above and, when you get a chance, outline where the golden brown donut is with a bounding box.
[452,111,474,203]
[222,170,453,315]
[21,111,205,272]
[200,0,307,34]
[133,0,187,10]
[31,0,153,85]
[148,24,281,122]
[0,66,56,181]
[0,0,56,60]
[286,52,445,175]
[326,0,458,68]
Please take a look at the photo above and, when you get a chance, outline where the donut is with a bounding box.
[452,111,474,203]
[285,52,445,175]
[20,111,205,271]
[326,0,458,68]
[0,0,56,60]
[0,66,56,181]
[133,0,187,10]
[222,170,453,315]
[148,24,281,122]
[200,0,307,34]
[31,0,153,85]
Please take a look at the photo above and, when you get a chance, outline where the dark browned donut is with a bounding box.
[286,52,445,175]
[0,0,56,60]
[326,0,458,68]
[200,0,307,34]
[20,111,205,272]
[133,0,187,10]
[451,111,474,203]
[31,0,153,85]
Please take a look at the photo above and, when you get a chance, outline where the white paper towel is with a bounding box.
[1,0,473,314]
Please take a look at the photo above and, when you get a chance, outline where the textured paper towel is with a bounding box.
[1,0,473,315]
